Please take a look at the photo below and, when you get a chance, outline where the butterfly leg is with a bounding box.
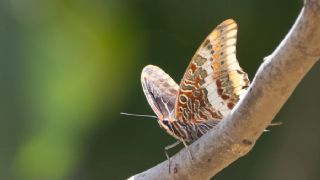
[164,141,181,174]
[181,139,194,160]
[264,121,283,132]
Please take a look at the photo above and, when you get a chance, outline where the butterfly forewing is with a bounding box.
[141,65,179,121]
[174,19,250,124]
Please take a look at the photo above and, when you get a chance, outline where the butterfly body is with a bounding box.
[141,19,249,144]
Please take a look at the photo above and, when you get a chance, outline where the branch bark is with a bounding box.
[129,0,320,179]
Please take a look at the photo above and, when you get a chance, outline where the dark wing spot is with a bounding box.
[179,95,188,104]
[216,80,222,87]
[182,108,190,121]
[201,88,210,104]
[237,69,244,74]
[206,44,212,50]
[221,94,230,100]
[193,99,200,114]
[194,55,207,66]
[242,139,253,145]
[200,69,208,79]
[202,39,210,47]
[192,90,201,97]
[187,98,192,111]
[227,102,235,109]
[181,83,194,91]
[242,85,249,89]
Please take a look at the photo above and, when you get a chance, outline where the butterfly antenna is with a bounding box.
[120,112,158,119]
[269,121,283,126]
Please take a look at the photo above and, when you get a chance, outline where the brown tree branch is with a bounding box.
[129,0,320,179]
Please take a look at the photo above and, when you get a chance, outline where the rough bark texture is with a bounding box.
[129,0,320,179]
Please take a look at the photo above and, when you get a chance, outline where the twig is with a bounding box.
[129,0,320,179]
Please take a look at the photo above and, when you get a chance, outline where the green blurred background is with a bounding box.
[1,0,320,179]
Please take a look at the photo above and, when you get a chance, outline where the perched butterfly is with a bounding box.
[141,19,250,161]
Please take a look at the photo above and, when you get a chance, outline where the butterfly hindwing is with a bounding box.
[174,19,250,124]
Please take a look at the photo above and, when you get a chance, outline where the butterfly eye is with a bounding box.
[162,120,169,126]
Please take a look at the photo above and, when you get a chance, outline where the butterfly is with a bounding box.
[141,19,250,161]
